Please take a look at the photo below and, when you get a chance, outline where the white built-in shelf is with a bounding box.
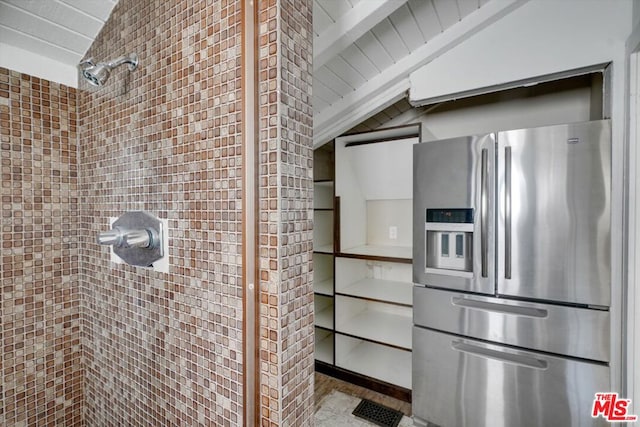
[314,210,334,251]
[337,308,412,350]
[313,252,334,295]
[313,147,337,364]
[314,278,334,296]
[315,298,334,329]
[341,245,412,260]
[315,328,334,364]
[339,278,412,306]
[336,334,412,389]
[314,181,334,210]
[314,244,334,254]
[336,295,412,349]
[330,130,417,391]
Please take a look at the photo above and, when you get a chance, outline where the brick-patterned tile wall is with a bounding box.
[277,0,314,424]
[257,0,282,423]
[78,0,244,425]
[0,68,82,426]
[257,0,314,425]
[2,0,313,425]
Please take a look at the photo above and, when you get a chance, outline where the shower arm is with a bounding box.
[107,54,139,71]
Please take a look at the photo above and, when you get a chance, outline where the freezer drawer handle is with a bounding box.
[451,297,548,318]
[505,146,512,279]
[452,341,548,370]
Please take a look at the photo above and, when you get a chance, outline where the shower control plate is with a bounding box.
[99,211,164,267]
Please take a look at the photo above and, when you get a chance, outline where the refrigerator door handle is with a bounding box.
[481,148,488,278]
[505,146,512,279]
[451,340,548,370]
[451,296,548,318]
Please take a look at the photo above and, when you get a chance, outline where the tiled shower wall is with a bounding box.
[78,0,245,425]
[257,0,315,425]
[0,69,83,426]
[276,1,314,422]
[1,0,313,425]
[78,0,314,426]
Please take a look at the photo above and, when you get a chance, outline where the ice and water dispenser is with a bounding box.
[424,208,473,275]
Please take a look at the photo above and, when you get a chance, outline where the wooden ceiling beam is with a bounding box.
[314,0,408,70]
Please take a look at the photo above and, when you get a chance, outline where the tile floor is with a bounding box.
[315,372,413,425]
[315,390,414,426]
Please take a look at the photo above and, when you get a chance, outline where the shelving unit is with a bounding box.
[315,328,334,364]
[313,143,335,365]
[339,245,413,261]
[313,253,334,296]
[335,131,416,257]
[335,296,412,349]
[314,294,334,329]
[335,334,412,390]
[313,209,334,254]
[336,258,413,306]
[314,180,334,209]
[330,124,420,398]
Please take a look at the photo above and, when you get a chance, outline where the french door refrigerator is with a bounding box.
[412,120,612,427]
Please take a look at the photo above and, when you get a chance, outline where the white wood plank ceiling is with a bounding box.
[0,0,118,67]
[313,0,527,147]
[313,0,484,111]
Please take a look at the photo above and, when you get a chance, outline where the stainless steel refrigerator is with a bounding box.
[412,120,612,427]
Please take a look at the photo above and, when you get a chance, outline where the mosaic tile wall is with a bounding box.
[0,68,83,426]
[78,0,245,425]
[1,0,313,425]
[257,0,315,425]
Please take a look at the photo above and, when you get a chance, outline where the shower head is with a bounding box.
[78,53,139,87]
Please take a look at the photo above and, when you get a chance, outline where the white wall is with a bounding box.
[627,7,640,414]
[418,86,592,142]
[409,0,631,104]
[367,200,412,248]
[0,43,78,88]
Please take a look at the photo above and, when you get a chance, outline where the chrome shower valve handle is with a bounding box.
[121,228,155,248]
[97,211,164,267]
[97,227,157,249]
[96,228,123,246]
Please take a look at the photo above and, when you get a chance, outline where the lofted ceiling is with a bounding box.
[312,0,527,147]
[0,0,118,66]
[0,0,526,147]
[313,0,487,112]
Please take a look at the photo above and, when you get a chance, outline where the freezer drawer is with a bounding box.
[413,286,609,362]
[413,327,610,427]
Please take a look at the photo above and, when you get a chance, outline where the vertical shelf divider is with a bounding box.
[313,143,335,366]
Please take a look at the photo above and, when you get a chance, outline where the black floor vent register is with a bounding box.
[352,399,404,427]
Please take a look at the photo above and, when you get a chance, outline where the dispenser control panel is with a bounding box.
[425,208,473,274]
